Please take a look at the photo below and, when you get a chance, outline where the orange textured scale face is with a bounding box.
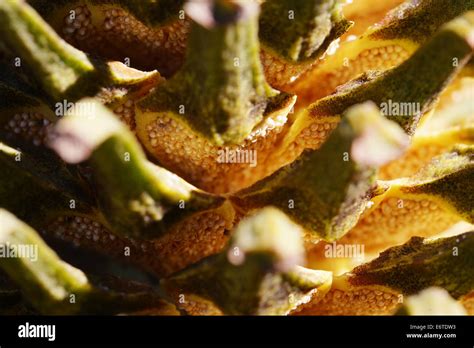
[379,143,447,180]
[44,207,236,278]
[260,49,310,90]
[1,0,474,317]
[340,197,460,253]
[258,117,340,178]
[294,285,401,316]
[305,196,461,275]
[57,3,190,75]
[290,44,410,106]
[290,119,340,156]
[148,209,235,277]
[137,107,293,194]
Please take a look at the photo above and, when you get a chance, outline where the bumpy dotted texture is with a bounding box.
[285,119,340,169]
[379,143,446,180]
[4,112,52,146]
[295,120,339,150]
[291,45,410,105]
[62,5,94,40]
[61,5,190,75]
[43,215,146,277]
[150,210,233,276]
[44,210,235,277]
[260,49,310,90]
[4,103,135,144]
[112,99,136,131]
[57,4,340,88]
[261,118,339,178]
[144,113,288,194]
[339,197,460,253]
[2,0,472,317]
[58,4,319,88]
[294,284,400,315]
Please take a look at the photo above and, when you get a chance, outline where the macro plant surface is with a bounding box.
[0,0,473,316]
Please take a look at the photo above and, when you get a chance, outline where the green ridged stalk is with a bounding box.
[50,99,225,239]
[163,207,332,315]
[352,232,474,299]
[0,0,158,103]
[138,0,293,145]
[233,102,408,241]
[0,209,176,314]
[396,145,474,223]
[308,11,474,134]
[259,0,352,63]
[370,0,474,44]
